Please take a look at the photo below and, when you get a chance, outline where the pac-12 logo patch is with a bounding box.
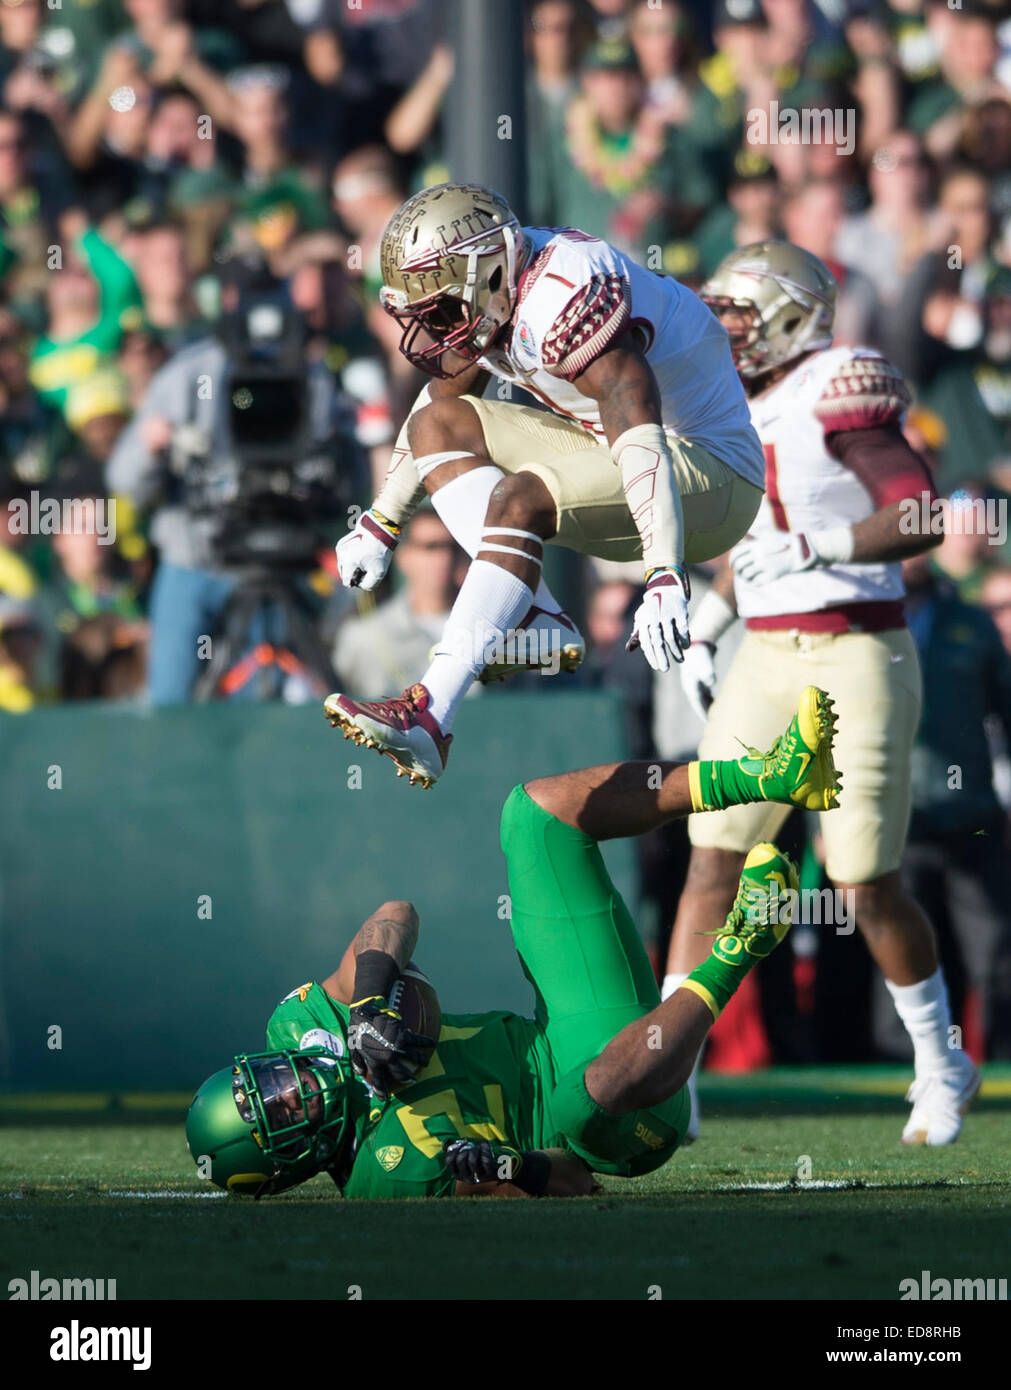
[516,321,536,356]
[376,1145,404,1172]
[299,1028,345,1058]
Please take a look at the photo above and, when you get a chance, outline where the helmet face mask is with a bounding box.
[233,1050,349,1170]
[702,241,838,381]
[379,183,525,378]
[186,1048,350,1198]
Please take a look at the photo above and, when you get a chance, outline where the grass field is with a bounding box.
[2,1066,1009,1302]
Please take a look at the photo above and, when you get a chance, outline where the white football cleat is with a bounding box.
[478,606,585,683]
[901,1051,981,1146]
[324,683,451,788]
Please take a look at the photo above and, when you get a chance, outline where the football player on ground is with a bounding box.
[661,241,980,1147]
[323,182,767,786]
[187,688,838,1198]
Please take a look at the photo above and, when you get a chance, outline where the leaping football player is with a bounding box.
[662,241,979,1147]
[323,183,767,786]
[187,690,839,1198]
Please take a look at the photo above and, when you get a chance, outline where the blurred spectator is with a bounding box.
[921,267,1011,485]
[118,327,169,410]
[957,96,1011,225]
[981,565,1011,658]
[226,65,331,261]
[65,367,131,465]
[0,108,70,302]
[302,0,443,151]
[28,212,142,415]
[531,37,716,256]
[32,455,147,702]
[887,550,1011,1059]
[930,481,1005,603]
[693,151,779,279]
[835,131,932,368]
[0,592,41,710]
[279,230,395,490]
[906,6,1005,160]
[329,145,413,413]
[0,304,65,491]
[528,0,587,133]
[120,216,203,351]
[333,508,465,700]
[629,0,739,170]
[781,177,878,346]
[586,0,633,45]
[383,40,453,186]
[106,252,358,704]
[899,166,993,385]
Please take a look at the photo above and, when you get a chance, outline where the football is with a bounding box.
[388,964,441,1074]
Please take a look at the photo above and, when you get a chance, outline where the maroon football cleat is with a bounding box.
[323,683,452,787]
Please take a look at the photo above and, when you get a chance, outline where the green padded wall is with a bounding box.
[0,692,635,1090]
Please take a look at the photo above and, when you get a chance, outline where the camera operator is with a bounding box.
[107,250,366,704]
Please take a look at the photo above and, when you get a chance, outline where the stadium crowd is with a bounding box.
[2,0,1010,1058]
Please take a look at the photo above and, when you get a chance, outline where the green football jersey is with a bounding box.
[265,982,557,1198]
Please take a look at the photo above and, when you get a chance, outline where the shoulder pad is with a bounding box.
[814,353,912,435]
[540,272,631,380]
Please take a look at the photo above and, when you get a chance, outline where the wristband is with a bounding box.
[689,587,736,645]
[351,949,400,1007]
[513,1149,551,1196]
[371,508,401,536]
[809,526,855,565]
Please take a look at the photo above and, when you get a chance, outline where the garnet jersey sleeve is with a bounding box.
[813,351,933,511]
[813,352,912,439]
[539,271,632,381]
[510,233,633,382]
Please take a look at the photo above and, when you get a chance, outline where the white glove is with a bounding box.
[680,641,717,722]
[336,509,400,590]
[627,567,691,672]
[730,531,817,586]
[730,526,855,586]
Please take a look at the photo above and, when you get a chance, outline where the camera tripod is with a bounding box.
[192,566,337,703]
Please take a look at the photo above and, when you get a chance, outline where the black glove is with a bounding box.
[442,1138,550,1194]
[347,996,433,1100]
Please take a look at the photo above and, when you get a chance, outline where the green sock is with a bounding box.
[689,758,764,813]
[680,937,755,1020]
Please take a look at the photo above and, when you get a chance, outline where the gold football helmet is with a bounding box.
[702,241,837,379]
[379,182,527,377]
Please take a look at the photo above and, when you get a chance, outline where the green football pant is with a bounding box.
[500,784,688,1176]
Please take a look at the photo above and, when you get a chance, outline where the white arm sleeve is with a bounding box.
[612,422,685,575]
[371,385,433,525]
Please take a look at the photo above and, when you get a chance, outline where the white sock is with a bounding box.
[431,467,564,615]
[884,968,955,1074]
[422,559,534,732]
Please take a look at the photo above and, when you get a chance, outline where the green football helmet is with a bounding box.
[186,1049,351,1198]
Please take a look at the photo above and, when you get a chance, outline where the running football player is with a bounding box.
[662,241,980,1147]
[187,688,838,1198]
[324,183,766,786]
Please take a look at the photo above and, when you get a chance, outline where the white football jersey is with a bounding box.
[476,227,765,490]
[735,346,910,619]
